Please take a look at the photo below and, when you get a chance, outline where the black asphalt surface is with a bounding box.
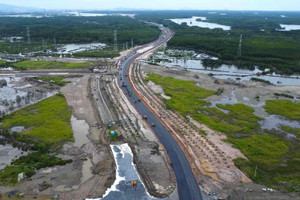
[119,26,203,200]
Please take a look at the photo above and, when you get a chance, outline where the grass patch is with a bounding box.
[264,100,300,121]
[0,152,71,185]
[146,73,261,136]
[229,135,300,191]
[251,77,271,85]
[0,94,73,145]
[282,126,300,139]
[13,61,92,70]
[33,76,70,86]
[74,51,120,58]
[108,130,118,140]
[228,135,288,165]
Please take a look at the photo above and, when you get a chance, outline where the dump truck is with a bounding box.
[152,122,155,127]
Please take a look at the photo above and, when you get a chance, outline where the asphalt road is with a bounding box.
[119,25,203,200]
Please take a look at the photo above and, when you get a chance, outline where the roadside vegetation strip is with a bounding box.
[12,61,92,70]
[33,76,70,86]
[0,94,73,144]
[145,73,300,192]
[264,100,300,121]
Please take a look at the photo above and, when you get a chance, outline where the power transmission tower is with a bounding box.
[237,34,242,57]
[113,30,118,52]
[131,38,134,49]
[27,27,31,45]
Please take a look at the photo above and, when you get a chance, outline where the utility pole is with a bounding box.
[237,34,242,57]
[27,27,31,45]
[113,30,118,52]
[131,38,134,49]
[54,36,56,45]
[126,42,128,50]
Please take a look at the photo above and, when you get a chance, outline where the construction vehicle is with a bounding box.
[143,115,147,119]
[152,122,155,127]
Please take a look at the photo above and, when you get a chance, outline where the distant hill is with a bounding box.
[0,3,40,13]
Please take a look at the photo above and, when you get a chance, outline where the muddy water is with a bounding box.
[0,76,58,115]
[71,115,90,148]
[87,144,165,200]
[0,144,27,170]
[260,115,300,130]
[153,50,300,86]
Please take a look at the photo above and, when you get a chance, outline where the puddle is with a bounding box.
[0,144,28,170]
[71,115,90,148]
[81,158,93,183]
[169,16,231,31]
[0,76,58,115]
[259,115,300,130]
[87,144,164,200]
[9,126,26,133]
[152,49,300,86]
[58,43,106,54]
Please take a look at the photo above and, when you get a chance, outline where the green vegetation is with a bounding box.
[108,130,118,140]
[0,152,71,185]
[146,73,300,191]
[12,61,92,70]
[282,126,300,139]
[74,51,120,58]
[228,135,288,165]
[0,16,160,54]
[0,94,73,145]
[0,94,73,185]
[229,135,300,191]
[251,77,271,85]
[264,100,300,121]
[274,93,294,99]
[33,76,70,86]
[137,11,300,74]
[146,73,261,136]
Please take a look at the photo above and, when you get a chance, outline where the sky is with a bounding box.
[0,0,299,11]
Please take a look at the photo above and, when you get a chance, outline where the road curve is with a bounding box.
[119,24,203,200]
